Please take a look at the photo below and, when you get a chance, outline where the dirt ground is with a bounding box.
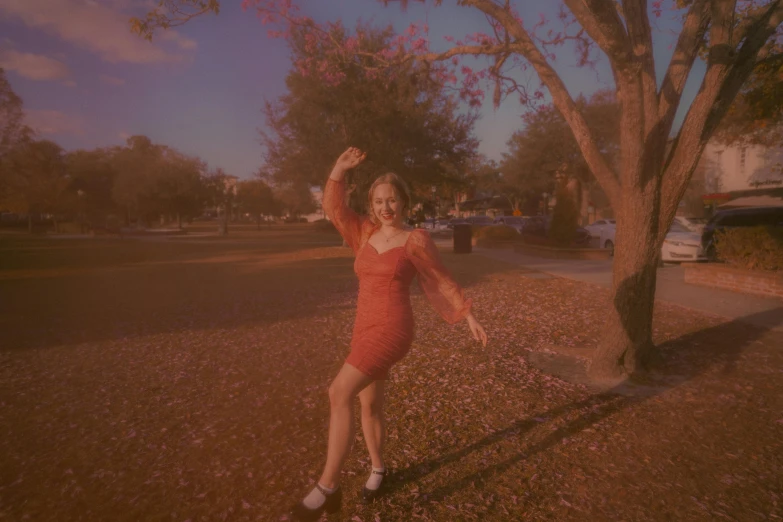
[1,225,782,521]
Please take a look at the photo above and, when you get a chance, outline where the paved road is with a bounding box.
[434,239,783,332]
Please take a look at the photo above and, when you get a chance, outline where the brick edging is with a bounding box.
[682,262,783,299]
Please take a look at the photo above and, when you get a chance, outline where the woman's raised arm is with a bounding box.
[323,148,367,252]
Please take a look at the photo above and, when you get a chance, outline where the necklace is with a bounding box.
[381,228,405,242]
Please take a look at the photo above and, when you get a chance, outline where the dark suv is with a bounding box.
[701,206,783,258]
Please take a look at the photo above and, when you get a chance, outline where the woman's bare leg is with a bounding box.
[318,363,374,489]
[359,380,385,469]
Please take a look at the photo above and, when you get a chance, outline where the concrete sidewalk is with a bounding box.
[447,242,783,332]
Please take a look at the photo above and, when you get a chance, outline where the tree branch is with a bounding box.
[621,0,659,135]
[657,0,710,133]
[130,0,219,39]
[458,0,622,204]
[735,0,782,42]
[561,0,632,67]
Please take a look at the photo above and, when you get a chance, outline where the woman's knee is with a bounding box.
[328,380,354,407]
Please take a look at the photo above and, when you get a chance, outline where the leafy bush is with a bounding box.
[548,183,580,246]
[714,226,783,271]
[312,219,338,233]
[475,225,520,241]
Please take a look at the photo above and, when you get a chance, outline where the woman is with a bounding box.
[291,147,488,520]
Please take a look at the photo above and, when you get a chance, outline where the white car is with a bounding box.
[584,219,616,239]
[673,216,707,233]
[594,222,617,253]
[661,222,707,263]
[597,221,706,262]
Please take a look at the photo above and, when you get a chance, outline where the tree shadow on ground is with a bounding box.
[382,307,783,511]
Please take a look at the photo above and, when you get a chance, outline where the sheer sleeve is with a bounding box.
[323,177,366,253]
[407,229,472,324]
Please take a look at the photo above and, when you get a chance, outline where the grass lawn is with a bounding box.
[1,225,782,521]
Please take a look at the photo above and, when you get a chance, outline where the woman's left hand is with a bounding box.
[466,314,488,347]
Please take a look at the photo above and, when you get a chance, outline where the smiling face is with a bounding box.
[372,183,405,227]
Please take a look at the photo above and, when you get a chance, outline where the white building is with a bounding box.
[702,142,783,192]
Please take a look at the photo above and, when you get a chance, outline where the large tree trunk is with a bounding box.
[589,180,663,380]
[28,214,32,234]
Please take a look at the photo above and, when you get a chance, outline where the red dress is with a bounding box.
[324,178,472,380]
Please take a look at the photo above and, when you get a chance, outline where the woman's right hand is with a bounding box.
[334,147,366,172]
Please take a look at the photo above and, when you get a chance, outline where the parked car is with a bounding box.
[418,218,449,231]
[523,215,548,234]
[584,219,616,239]
[572,225,592,246]
[661,222,707,263]
[446,218,468,229]
[465,215,495,227]
[701,206,783,259]
[493,215,530,234]
[419,218,437,230]
[521,215,591,245]
[673,216,707,233]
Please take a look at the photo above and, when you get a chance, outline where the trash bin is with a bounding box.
[453,223,472,254]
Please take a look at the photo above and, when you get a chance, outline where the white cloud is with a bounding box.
[159,29,198,51]
[100,74,126,86]
[118,131,131,141]
[64,79,77,87]
[25,109,86,136]
[0,49,70,80]
[0,0,197,64]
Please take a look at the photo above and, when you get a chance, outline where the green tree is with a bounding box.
[275,181,316,219]
[713,42,783,145]
[66,148,119,230]
[111,135,164,226]
[111,135,209,228]
[261,24,478,207]
[1,68,34,206]
[155,152,207,228]
[203,168,237,235]
[236,179,279,228]
[469,156,532,215]
[3,140,69,233]
[502,91,619,221]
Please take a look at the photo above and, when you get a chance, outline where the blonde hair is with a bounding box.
[367,172,412,225]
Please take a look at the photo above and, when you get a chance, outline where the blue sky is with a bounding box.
[0,0,704,180]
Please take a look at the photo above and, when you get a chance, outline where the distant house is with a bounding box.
[700,141,783,212]
[702,141,783,192]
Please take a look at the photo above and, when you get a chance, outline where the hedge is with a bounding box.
[474,225,520,241]
[714,226,783,271]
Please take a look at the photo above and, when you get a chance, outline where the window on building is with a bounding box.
[740,147,746,172]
